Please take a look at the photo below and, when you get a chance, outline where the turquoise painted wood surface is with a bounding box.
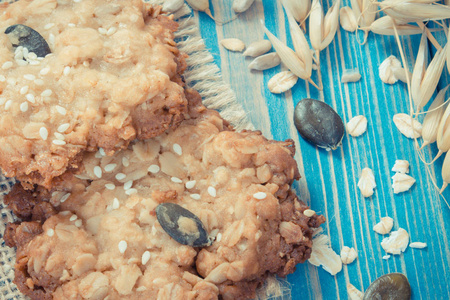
[194,1,450,299]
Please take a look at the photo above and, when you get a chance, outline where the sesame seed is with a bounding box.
[54,132,65,140]
[173,143,182,155]
[57,123,70,133]
[98,27,107,35]
[190,194,201,200]
[25,94,35,103]
[29,60,40,66]
[75,220,82,227]
[136,287,147,292]
[14,52,23,60]
[0,75,5,82]
[34,79,44,86]
[141,251,151,265]
[118,240,127,254]
[99,148,106,156]
[53,140,66,145]
[20,86,29,94]
[124,180,133,190]
[60,211,71,216]
[40,67,50,75]
[39,127,48,140]
[68,23,76,27]
[22,47,29,57]
[15,46,23,53]
[93,166,102,178]
[41,89,52,97]
[115,173,126,181]
[16,60,28,66]
[60,193,70,203]
[104,164,117,172]
[63,66,71,76]
[185,180,196,189]
[69,215,78,221]
[207,186,217,197]
[27,52,37,60]
[171,177,182,183]
[20,102,28,112]
[47,229,54,237]
[148,165,160,174]
[105,183,115,190]
[4,100,12,110]
[125,188,138,195]
[55,105,67,115]
[44,23,55,30]
[253,192,267,200]
[2,61,13,69]
[112,198,120,209]
[216,233,222,242]
[106,27,117,36]
[122,157,130,167]
[24,74,36,81]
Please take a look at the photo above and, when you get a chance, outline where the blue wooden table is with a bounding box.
[194,1,450,298]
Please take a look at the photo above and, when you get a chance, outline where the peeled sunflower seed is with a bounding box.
[363,273,411,300]
[5,24,51,57]
[156,203,212,247]
[393,113,422,139]
[347,115,367,137]
[248,52,281,71]
[294,98,345,151]
[268,71,298,94]
[220,38,245,52]
[243,40,272,57]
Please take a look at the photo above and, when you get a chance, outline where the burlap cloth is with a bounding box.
[0,2,294,299]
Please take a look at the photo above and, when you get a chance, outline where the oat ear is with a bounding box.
[411,31,428,110]
[320,0,341,50]
[309,0,324,51]
[285,9,313,75]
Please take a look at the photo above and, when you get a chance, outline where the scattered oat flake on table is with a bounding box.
[379,55,403,84]
[381,228,409,255]
[393,113,422,139]
[341,69,361,83]
[373,217,394,235]
[308,230,342,275]
[392,173,416,194]
[382,255,391,260]
[220,38,245,52]
[392,159,410,174]
[268,71,298,94]
[409,242,427,249]
[347,115,367,137]
[358,168,376,197]
[347,283,364,300]
[340,246,358,264]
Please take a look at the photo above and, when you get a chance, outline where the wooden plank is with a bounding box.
[197,1,450,299]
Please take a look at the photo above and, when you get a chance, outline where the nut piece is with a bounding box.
[392,160,409,174]
[268,71,298,94]
[392,173,416,194]
[308,231,343,275]
[381,228,409,255]
[393,113,422,139]
[347,283,364,300]
[341,69,361,83]
[347,115,368,137]
[358,168,376,197]
[220,38,245,52]
[409,242,427,249]
[340,246,358,264]
[373,217,394,235]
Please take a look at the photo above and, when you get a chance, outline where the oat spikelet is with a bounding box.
[433,103,450,164]
[420,86,449,150]
[310,0,341,51]
[379,0,450,23]
[368,16,423,36]
[340,6,358,32]
[350,0,377,42]
[411,32,447,111]
[441,151,450,193]
[281,0,312,29]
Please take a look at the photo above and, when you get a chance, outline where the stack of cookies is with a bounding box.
[0,0,325,299]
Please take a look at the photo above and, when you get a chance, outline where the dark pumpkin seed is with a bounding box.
[363,273,411,300]
[156,203,212,247]
[294,98,345,151]
[5,24,51,58]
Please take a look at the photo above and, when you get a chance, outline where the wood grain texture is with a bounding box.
[196,1,450,299]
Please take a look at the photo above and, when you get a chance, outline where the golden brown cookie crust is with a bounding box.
[0,0,190,188]
[5,108,325,300]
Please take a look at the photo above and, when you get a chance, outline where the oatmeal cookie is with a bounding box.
[5,108,325,300]
[0,0,190,188]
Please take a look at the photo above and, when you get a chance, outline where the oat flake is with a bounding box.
[357,168,376,197]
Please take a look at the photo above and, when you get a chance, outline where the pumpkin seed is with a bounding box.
[294,98,345,151]
[363,273,411,300]
[156,203,212,247]
[5,24,51,58]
